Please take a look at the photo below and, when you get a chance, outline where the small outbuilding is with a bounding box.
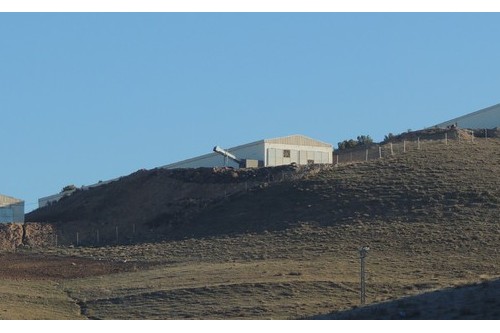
[0,194,25,223]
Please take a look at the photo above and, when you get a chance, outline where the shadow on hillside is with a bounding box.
[308,278,500,320]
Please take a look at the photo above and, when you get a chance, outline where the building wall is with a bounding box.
[0,202,25,223]
[265,143,333,167]
[435,103,500,129]
[166,153,240,169]
[38,190,76,208]
[163,141,265,169]
[0,207,13,223]
[228,141,265,163]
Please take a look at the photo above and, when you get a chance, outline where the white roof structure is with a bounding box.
[0,194,23,207]
[434,103,500,129]
[264,134,332,147]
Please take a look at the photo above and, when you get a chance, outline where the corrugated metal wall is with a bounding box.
[266,148,331,166]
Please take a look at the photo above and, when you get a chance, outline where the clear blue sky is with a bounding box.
[1,13,500,212]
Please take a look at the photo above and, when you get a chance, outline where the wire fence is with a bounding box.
[334,128,484,165]
[28,164,336,248]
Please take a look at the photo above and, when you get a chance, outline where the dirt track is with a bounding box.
[0,252,147,280]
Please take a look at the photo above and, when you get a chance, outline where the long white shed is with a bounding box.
[162,134,333,169]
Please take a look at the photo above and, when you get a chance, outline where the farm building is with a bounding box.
[162,134,334,169]
[434,103,500,129]
[0,194,25,223]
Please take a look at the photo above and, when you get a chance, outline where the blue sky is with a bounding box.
[1,12,500,212]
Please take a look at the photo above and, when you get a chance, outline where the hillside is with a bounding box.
[10,137,500,319]
[27,137,500,244]
[26,164,305,244]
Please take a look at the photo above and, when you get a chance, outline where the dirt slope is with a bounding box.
[174,138,500,238]
[26,165,304,244]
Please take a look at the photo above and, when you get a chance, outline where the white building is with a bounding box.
[0,194,25,223]
[435,103,500,129]
[162,134,334,169]
[38,189,76,208]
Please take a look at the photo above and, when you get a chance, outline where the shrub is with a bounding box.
[337,135,373,150]
[61,185,77,193]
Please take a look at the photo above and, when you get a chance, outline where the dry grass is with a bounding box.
[2,137,499,319]
[0,280,83,320]
[46,217,500,319]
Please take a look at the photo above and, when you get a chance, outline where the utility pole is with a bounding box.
[359,246,370,305]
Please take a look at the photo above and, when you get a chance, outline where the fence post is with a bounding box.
[445,132,448,145]
[403,140,406,153]
[365,149,368,161]
[336,154,339,165]
[390,143,394,156]
[417,137,421,150]
[471,130,474,143]
[378,146,382,159]
[359,246,370,305]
